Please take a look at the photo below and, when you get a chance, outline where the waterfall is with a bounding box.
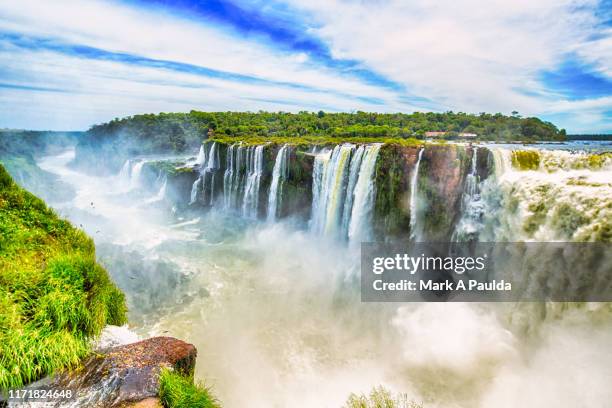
[198,142,220,205]
[311,144,354,237]
[475,147,612,242]
[242,145,264,218]
[267,145,289,221]
[223,144,237,209]
[156,176,167,200]
[341,145,366,237]
[119,159,132,184]
[195,145,206,167]
[409,148,424,241]
[189,176,202,205]
[145,175,167,204]
[130,160,146,190]
[347,144,381,243]
[311,149,331,233]
[452,147,485,242]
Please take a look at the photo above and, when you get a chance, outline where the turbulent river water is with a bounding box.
[36,144,612,408]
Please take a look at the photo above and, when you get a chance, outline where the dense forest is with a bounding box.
[85,111,565,149]
[74,111,565,173]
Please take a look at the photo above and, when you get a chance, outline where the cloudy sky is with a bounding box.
[0,0,610,133]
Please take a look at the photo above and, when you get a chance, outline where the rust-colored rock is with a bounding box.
[50,337,196,407]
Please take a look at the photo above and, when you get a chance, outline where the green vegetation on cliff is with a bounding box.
[79,111,565,163]
[0,164,126,389]
[159,368,219,408]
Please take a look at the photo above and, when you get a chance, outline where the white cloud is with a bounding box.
[0,0,400,105]
[0,47,408,130]
[0,0,609,132]
[280,0,609,117]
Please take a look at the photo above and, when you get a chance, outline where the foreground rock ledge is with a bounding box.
[49,337,197,407]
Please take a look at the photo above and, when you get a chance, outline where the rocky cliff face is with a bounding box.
[140,142,494,241]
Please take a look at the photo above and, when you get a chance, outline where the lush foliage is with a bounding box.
[159,369,220,408]
[0,165,126,389]
[83,110,565,153]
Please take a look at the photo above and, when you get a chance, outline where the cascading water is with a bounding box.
[452,147,485,242]
[223,144,237,209]
[189,176,202,205]
[190,142,220,206]
[242,145,264,218]
[36,142,612,408]
[145,175,168,204]
[202,142,220,205]
[341,145,366,237]
[130,160,146,190]
[195,145,206,167]
[478,147,612,242]
[119,159,132,184]
[409,148,424,241]
[311,144,354,237]
[267,145,289,221]
[347,144,381,243]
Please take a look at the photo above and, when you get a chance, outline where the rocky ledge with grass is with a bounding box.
[0,164,217,407]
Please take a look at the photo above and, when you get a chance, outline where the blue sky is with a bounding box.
[0,0,610,133]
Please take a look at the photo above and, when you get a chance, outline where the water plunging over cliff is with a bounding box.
[311,144,381,241]
[118,159,147,190]
[267,145,289,221]
[347,144,381,243]
[242,145,264,218]
[478,147,612,242]
[38,143,612,408]
[311,144,354,237]
[195,145,206,167]
[452,147,485,242]
[409,148,424,241]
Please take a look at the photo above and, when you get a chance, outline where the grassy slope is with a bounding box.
[0,164,126,389]
[159,369,220,408]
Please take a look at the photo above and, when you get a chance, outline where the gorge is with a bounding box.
[29,135,610,407]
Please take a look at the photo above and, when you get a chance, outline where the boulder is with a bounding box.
[46,337,196,407]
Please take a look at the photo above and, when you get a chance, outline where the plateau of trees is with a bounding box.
[83,110,566,155]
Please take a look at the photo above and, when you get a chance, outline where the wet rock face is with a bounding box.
[373,144,420,241]
[419,145,470,241]
[51,337,196,407]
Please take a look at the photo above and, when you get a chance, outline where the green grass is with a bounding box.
[344,387,423,408]
[159,369,220,408]
[0,164,126,390]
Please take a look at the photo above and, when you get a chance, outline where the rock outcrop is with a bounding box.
[146,141,495,241]
[28,337,196,407]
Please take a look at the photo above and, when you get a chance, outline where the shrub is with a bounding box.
[159,369,219,408]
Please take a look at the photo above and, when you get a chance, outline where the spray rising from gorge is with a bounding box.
[34,138,612,408]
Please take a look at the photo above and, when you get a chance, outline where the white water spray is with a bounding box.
[409,148,424,241]
[347,144,381,243]
[242,145,264,218]
[267,145,289,221]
